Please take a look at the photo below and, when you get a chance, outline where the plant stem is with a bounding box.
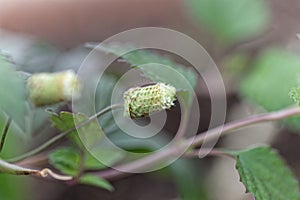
[95,148,232,180]
[0,157,39,175]
[16,153,48,167]
[0,158,72,180]
[183,148,235,159]
[7,104,123,163]
[0,117,11,153]
[5,105,300,179]
[188,106,300,147]
[95,106,300,179]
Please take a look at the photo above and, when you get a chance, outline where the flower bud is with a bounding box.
[27,70,81,106]
[124,83,176,118]
[289,87,300,106]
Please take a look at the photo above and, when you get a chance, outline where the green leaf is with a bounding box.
[170,159,208,200]
[239,48,300,130]
[49,147,80,176]
[0,111,31,200]
[90,44,197,105]
[187,0,269,43]
[49,111,82,146]
[79,174,114,191]
[50,111,104,147]
[50,111,124,169]
[234,146,300,200]
[50,111,76,132]
[0,54,26,131]
[84,153,106,170]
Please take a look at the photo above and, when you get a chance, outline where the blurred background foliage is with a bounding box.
[0,0,300,199]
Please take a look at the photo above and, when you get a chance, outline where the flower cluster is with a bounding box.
[123,82,176,118]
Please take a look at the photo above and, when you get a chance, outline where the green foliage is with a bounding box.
[234,146,300,200]
[187,0,269,43]
[92,44,197,106]
[49,147,114,191]
[79,174,114,191]
[84,153,106,170]
[0,54,26,131]
[49,111,124,171]
[0,112,31,200]
[170,159,208,200]
[239,48,300,130]
[49,147,80,176]
[49,111,82,146]
[50,111,77,132]
[48,146,107,175]
[0,175,31,200]
[97,44,196,88]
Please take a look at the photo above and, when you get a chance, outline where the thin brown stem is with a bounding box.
[95,106,300,180]
[75,150,86,181]
[95,146,177,180]
[94,149,234,180]
[183,148,235,159]
[16,153,49,167]
[188,106,300,147]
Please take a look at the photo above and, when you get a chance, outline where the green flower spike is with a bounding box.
[123,82,176,118]
[27,70,81,107]
[289,87,300,106]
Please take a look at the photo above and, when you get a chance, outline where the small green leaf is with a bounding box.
[50,111,124,169]
[79,174,114,191]
[235,146,300,200]
[0,54,26,131]
[186,0,269,43]
[50,111,104,147]
[49,111,82,146]
[84,153,106,170]
[239,48,300,130]
[50,111,76,132]
[49,147,80,176]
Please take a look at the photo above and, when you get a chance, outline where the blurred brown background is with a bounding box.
[1,0,300,200]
